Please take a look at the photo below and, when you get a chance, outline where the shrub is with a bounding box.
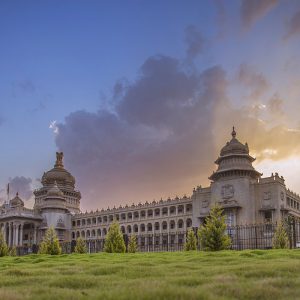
[273,222,289,249]
[74,237,87,253]
[0,231,9,257]
[38,226,62,255]
[184,229,197,251]
[104,222,126,253]
[128,234,138,253]
[9,246,17,256]
[198,204,231,251]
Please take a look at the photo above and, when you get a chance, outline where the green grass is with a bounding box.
[0,250,300,300]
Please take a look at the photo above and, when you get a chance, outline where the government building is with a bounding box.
[1,128,300,250]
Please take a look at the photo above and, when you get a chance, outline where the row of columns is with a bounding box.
[1,222,38,247]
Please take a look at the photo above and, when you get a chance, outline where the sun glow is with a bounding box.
[255,156,300,194]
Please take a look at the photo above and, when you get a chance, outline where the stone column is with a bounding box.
[19,223,24,246]
[15,224,19,246]
[4,223,8,243]
[8,223,12,247]
[33,225,37,244]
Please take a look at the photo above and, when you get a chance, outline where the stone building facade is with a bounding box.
[0,128,300,249]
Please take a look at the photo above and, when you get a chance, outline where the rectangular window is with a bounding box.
[264,211,272,223]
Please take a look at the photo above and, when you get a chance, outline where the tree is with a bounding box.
[104,222,126,253]
[0,231,9,257]
[273,222,289,249]
[184,229,197,251]
[198,204,231,251]
[74,237,87,253]
[128,234,138,253]
[38,226,62,255]
[9,246,17,257]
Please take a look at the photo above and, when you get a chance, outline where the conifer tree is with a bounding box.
[273,221,289,249]
[74,237,87,253]
[104,222,126,253]
[38,226,62,255]
[9,246,17,256]
[128,234,138,253]
[0,231,9,257]
[198,204,231,251]
[184,229,197,251]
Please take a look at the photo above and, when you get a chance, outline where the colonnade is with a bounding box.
[0,221,38,247]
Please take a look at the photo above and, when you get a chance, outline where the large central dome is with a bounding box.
[41,152,75,189]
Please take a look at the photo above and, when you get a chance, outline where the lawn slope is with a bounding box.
[0,250,299,300]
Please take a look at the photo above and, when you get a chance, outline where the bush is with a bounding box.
[38,226,62,255]
[0,231,9,257]
[128,234,138,253]
[104,222,126,253]
[74,237,87,253]
[198,204,231,251]
[273,222,289,249]
[9,246,17,256]
[184,229,197,251]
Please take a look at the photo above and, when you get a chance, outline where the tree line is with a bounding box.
[0,205,290,256]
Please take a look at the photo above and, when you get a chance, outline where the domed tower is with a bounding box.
[208,127,262,225]
[34,152,81,242]
[209,127,261,182]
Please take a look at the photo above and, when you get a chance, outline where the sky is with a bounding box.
[0,0,300,210]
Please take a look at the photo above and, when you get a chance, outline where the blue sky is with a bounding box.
[0,0,300,209]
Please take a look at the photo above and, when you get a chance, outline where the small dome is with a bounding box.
[41,152,75,188]
[10,193,24,208]
[47,181,64,197]
[220,127,249,156]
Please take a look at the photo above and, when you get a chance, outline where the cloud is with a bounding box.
[237,63,269,100]
[240,0,278,30]
[184,25,206,59]
[284,10,300,40]
[54,52,300,211]
[8,176,33,201]
[49,120,59,134]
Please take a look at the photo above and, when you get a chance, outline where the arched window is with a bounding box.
[140,224,145,232]
[162,207,168,216]
[91,229,96,237]
[72,232,75,239]
[102,228,107,236]
[133,224,138,233]
[162,221,167,230]
[147,210,153,218]
[97,229,101,237]
[127,225,132,234]
[170,206,176,215]
[154,208,160,216]
[154,222,160,231]
[76,231,80,238]
[170,220,175,230]
[147,223,153,232]
[121,226,125,234]
[134,211,139,219]
[186,218,192,228]
[178,219,184,229]
[87,230,91,238]
[81,231,85,238]
[177,205,184,214]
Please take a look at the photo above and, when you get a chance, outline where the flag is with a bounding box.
[7,183,9,196]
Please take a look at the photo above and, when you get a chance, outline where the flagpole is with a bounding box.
[6,183,10,205]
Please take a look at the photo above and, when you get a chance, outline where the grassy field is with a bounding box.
[0,250,300,300]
